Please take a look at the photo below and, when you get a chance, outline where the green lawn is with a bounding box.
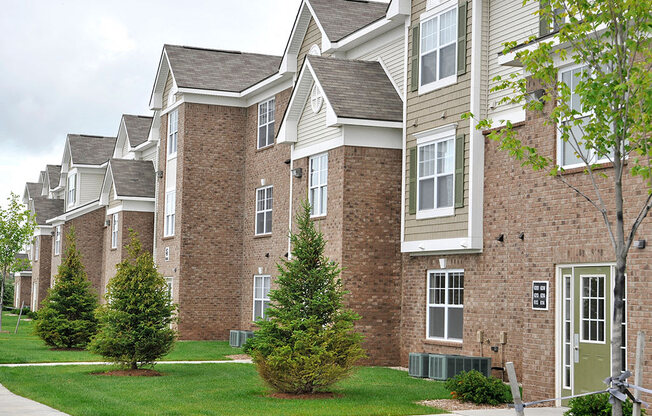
[0,364,448,416]
[0,312,242,363]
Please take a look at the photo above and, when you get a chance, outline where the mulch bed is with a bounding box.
[419,399,508,411]
[269,392,339,400]
[92,369,163,377]
[226,354,251,360]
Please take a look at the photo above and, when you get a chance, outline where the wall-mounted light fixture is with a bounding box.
[439,258,447,269]
[104,219,111,227]
[496,234,505,242]
[156,170,164,179]
[518,232,525,240]
[291,168,303,178]
[265,253,270,258]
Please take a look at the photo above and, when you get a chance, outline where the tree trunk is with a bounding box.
[0,266,6,332]
[611,255,626,416]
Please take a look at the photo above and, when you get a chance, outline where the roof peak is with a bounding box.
[165,44,280,59]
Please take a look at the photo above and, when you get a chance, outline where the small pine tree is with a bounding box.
[245,200,366,394]
[34,228,98,348]
[89,230,176,369]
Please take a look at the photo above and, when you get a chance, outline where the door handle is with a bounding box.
[574,333,580,363]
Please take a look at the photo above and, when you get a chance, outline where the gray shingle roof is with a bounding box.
[15,253,31,272]
[68,134,117,165]
[309,0,388,42]
[32,197,64,225]
[46,165,61,189]
[109,159,156,198]
[165,45,281,92]
[123,115,153,148]
[307,55,402,122]
[26,183,41,199]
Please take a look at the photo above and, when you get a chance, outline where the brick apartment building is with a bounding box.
[18,0,650,403]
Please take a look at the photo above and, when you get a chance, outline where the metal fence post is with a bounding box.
[14,301,25,334]
[506,362,525,416]
[633,331,645,416]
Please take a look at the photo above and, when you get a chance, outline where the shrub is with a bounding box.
[564,393,643,416]
[445,370,512,405]
[245,200,366,394]
[88,231,176,369]
[34,228,98,348]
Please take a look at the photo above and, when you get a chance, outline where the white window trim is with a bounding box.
[418,3,458,95]
[111,213,119,249]
[257,97,276,149]
[255,185,273,236]
[167,109,178,159]
[165,277,174,301]
[310,84,323,114]
[557,63,611,169]
[34,238,39,261]
[164,191,176,237]
[415,133,456,220]
[426,268,464,342]
[309,153,328,218]
[562,273,573,389]
[252,274,271,321]
[67,174,77,207]
[54,226,61,256]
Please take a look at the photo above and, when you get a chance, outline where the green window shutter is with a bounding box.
[454,134,465,208]
[409,147,417,215]
[457,0,467,76]
[539,0,550,36]
[411,26,420,92]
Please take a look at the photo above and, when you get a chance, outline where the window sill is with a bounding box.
[256,144,275,153]
[559,160,617,175]
[310,214,327,221]
[162,235,175,241]
[418,76,457,96]
[253,233,272,239]
[416,207,455,220]
[110,247,117,251]
[424,338,463,348]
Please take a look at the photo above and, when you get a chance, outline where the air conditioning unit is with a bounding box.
[408,352,430,378]
[428,354,491,381]
[229,330,241,348]
[241,331,255,346]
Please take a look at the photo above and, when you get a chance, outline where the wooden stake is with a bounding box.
[506,362,525,416]
[633,331,645,416]
[14,301,24,334]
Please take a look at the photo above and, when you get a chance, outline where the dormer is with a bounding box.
[113,114,154,160]
[99,159,156,214]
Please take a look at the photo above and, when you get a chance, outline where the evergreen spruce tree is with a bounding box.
[34,228,98,348]
[89,230,176,370]
[245,200,366,394]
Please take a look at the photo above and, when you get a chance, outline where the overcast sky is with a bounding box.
[0,0,302,207]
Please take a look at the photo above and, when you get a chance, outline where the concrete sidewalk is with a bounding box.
[0,383,69,416]
[445,407,568,415]
[0,359,252,367]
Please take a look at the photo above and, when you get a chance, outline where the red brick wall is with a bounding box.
[32,234,52,310]
[399,91,651,401]
[14,275,32,309]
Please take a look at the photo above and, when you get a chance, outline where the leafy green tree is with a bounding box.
[245,200,365,394]
[472,1,650,414]
[0,193,36,330]
[34,228,98,348]
[89,230,176,370]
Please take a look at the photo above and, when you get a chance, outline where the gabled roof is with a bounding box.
[32,197,64,225]
[46,165,61,190]
[308,55,402,122]
[122,115,153,148]
[25,183,41,200]
[108,159,156,198]
[68,134,117,165]
[309,0,388,42]
[165,45,281,92]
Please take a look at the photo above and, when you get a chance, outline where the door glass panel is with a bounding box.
[581,275,605,342]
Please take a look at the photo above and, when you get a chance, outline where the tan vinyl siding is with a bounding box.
[140,146,157,163]
[122,135,130,157]
[403,0,472,242]
[295,94,341,153]
[161,72,174,111]
[108,184,120,209]
[79,171,105,206]
[297,18,323,70]
[487,0,538,121]
[358,35,405,93]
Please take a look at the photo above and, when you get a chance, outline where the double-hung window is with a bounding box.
[168,109,178,157]
[309,153,328,217]
[165,277,173,301]
[253,275,271,320]
[34,237,39,261]
[417,135,455,217]
[255,186,273,235]
[420,4,457,91]
[427,270,464,341]
[67,174,76,207]
[54,225,61,255]
[258,98,275,149]
[111,213,119,249]
[164,191,176,237]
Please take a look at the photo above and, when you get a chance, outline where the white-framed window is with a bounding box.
[255,186,273,235]
[32,280,38,311]
[111,213,119,249]
[427,269,464,341]
[309,153,328,217]
[417,135,455,218]
[558,64,612,168]
[168,109,178,158]
[580,274,606,343]
[165,277,173,301]
[34,237,39,262]
[67,174,77,207]
[420,3,457,93]
[54,225,61,256]
[164,191,176,237]
[257,97,275,149]
[253,275,271,321]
